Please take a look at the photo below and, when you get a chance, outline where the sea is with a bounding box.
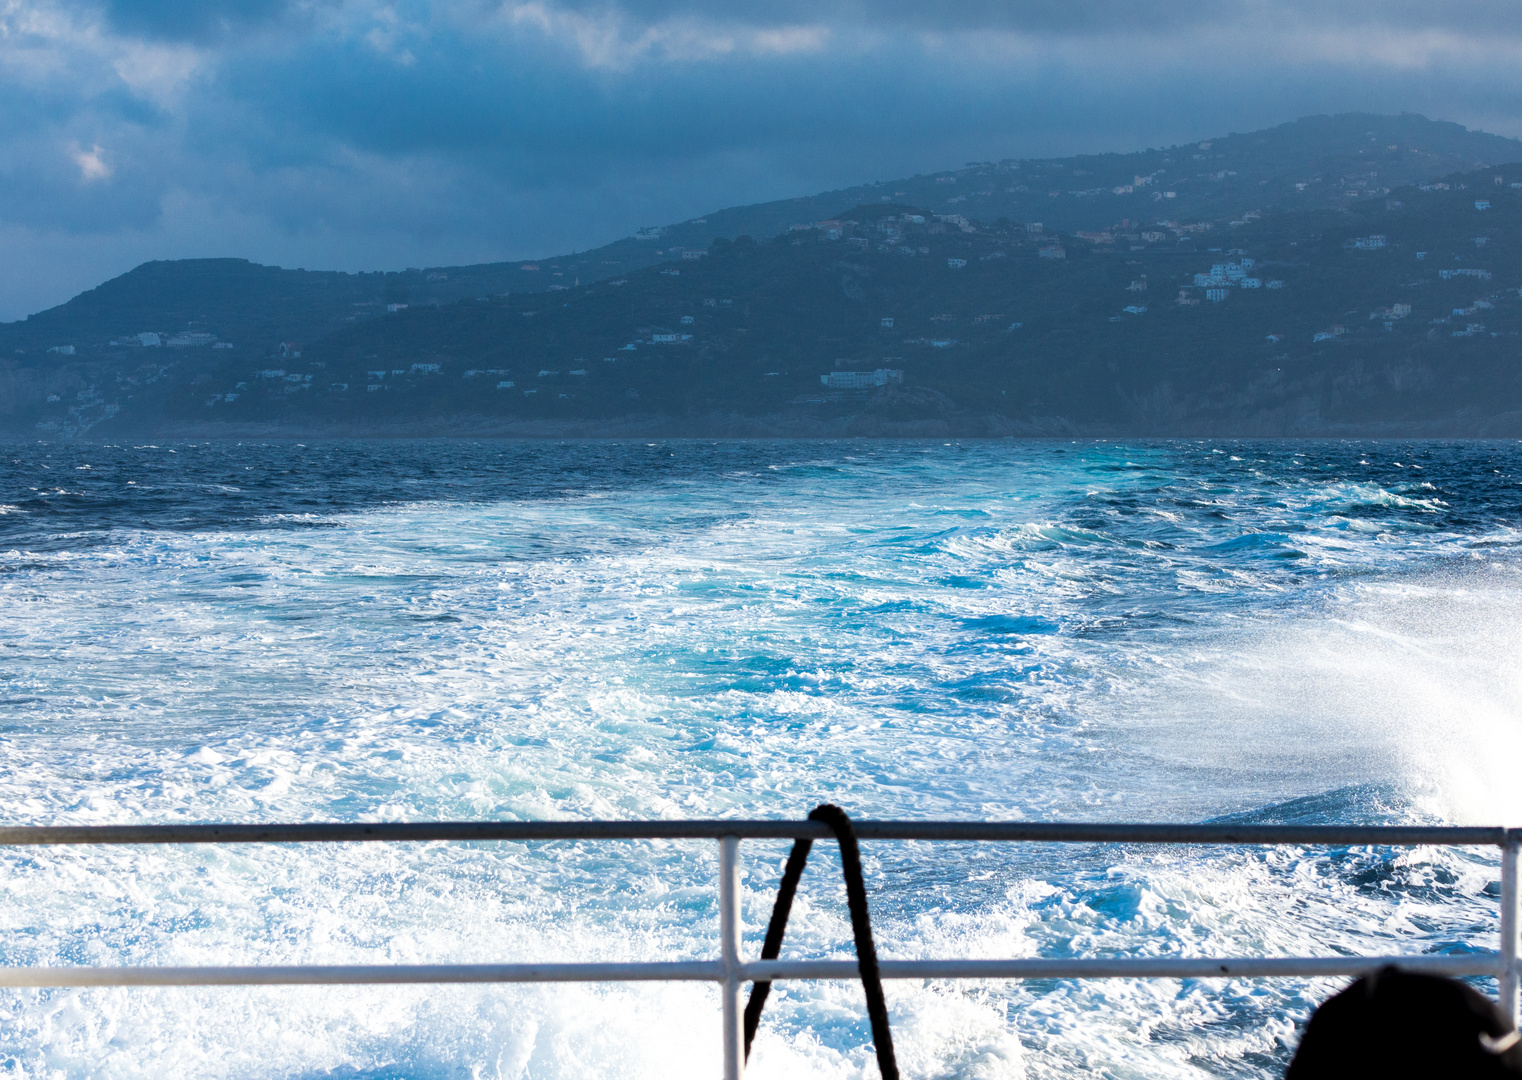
[1,438,1519,1080]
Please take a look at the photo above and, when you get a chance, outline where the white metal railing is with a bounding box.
[0,820,1514,1079]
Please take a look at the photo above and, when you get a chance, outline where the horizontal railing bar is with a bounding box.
[0,955,1504,987]
[0,962,726,987]
[756,955,1510,981]
[863,824,1509,846]
[0,822,1507,847]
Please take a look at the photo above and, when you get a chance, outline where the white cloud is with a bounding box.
[504,2,828,68]
[109,38,206,105]
[0,0,206,111]
[71,141,111,180]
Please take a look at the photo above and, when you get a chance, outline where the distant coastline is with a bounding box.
[43,410,1522,441]
[9,114,1522,443]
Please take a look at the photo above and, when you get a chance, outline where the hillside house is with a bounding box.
[1205,288,1227,303]
[881,317,895,328]
[947,258,968,269]
[1038,245,1066,259]
[819,369,904,389]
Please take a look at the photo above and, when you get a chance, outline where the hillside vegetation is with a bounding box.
[6,115,1522,437]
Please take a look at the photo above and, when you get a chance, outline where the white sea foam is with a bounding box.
[0,441,1516,1077]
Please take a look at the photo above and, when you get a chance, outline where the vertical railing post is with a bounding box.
[720,835,744,1080]
[1502,832,1520,1029]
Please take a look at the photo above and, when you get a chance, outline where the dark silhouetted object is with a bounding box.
[1287,967,1522,1078]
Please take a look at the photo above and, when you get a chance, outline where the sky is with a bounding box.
[5,1,1522,320]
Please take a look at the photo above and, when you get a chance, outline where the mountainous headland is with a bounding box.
[7,112,1522,439]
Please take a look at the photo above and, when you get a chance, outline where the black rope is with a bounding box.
[742,804,899,1080]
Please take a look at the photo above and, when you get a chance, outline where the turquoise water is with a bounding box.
[1,439,1520,1078]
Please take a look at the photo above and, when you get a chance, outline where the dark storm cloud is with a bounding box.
[4,0,1522,319]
